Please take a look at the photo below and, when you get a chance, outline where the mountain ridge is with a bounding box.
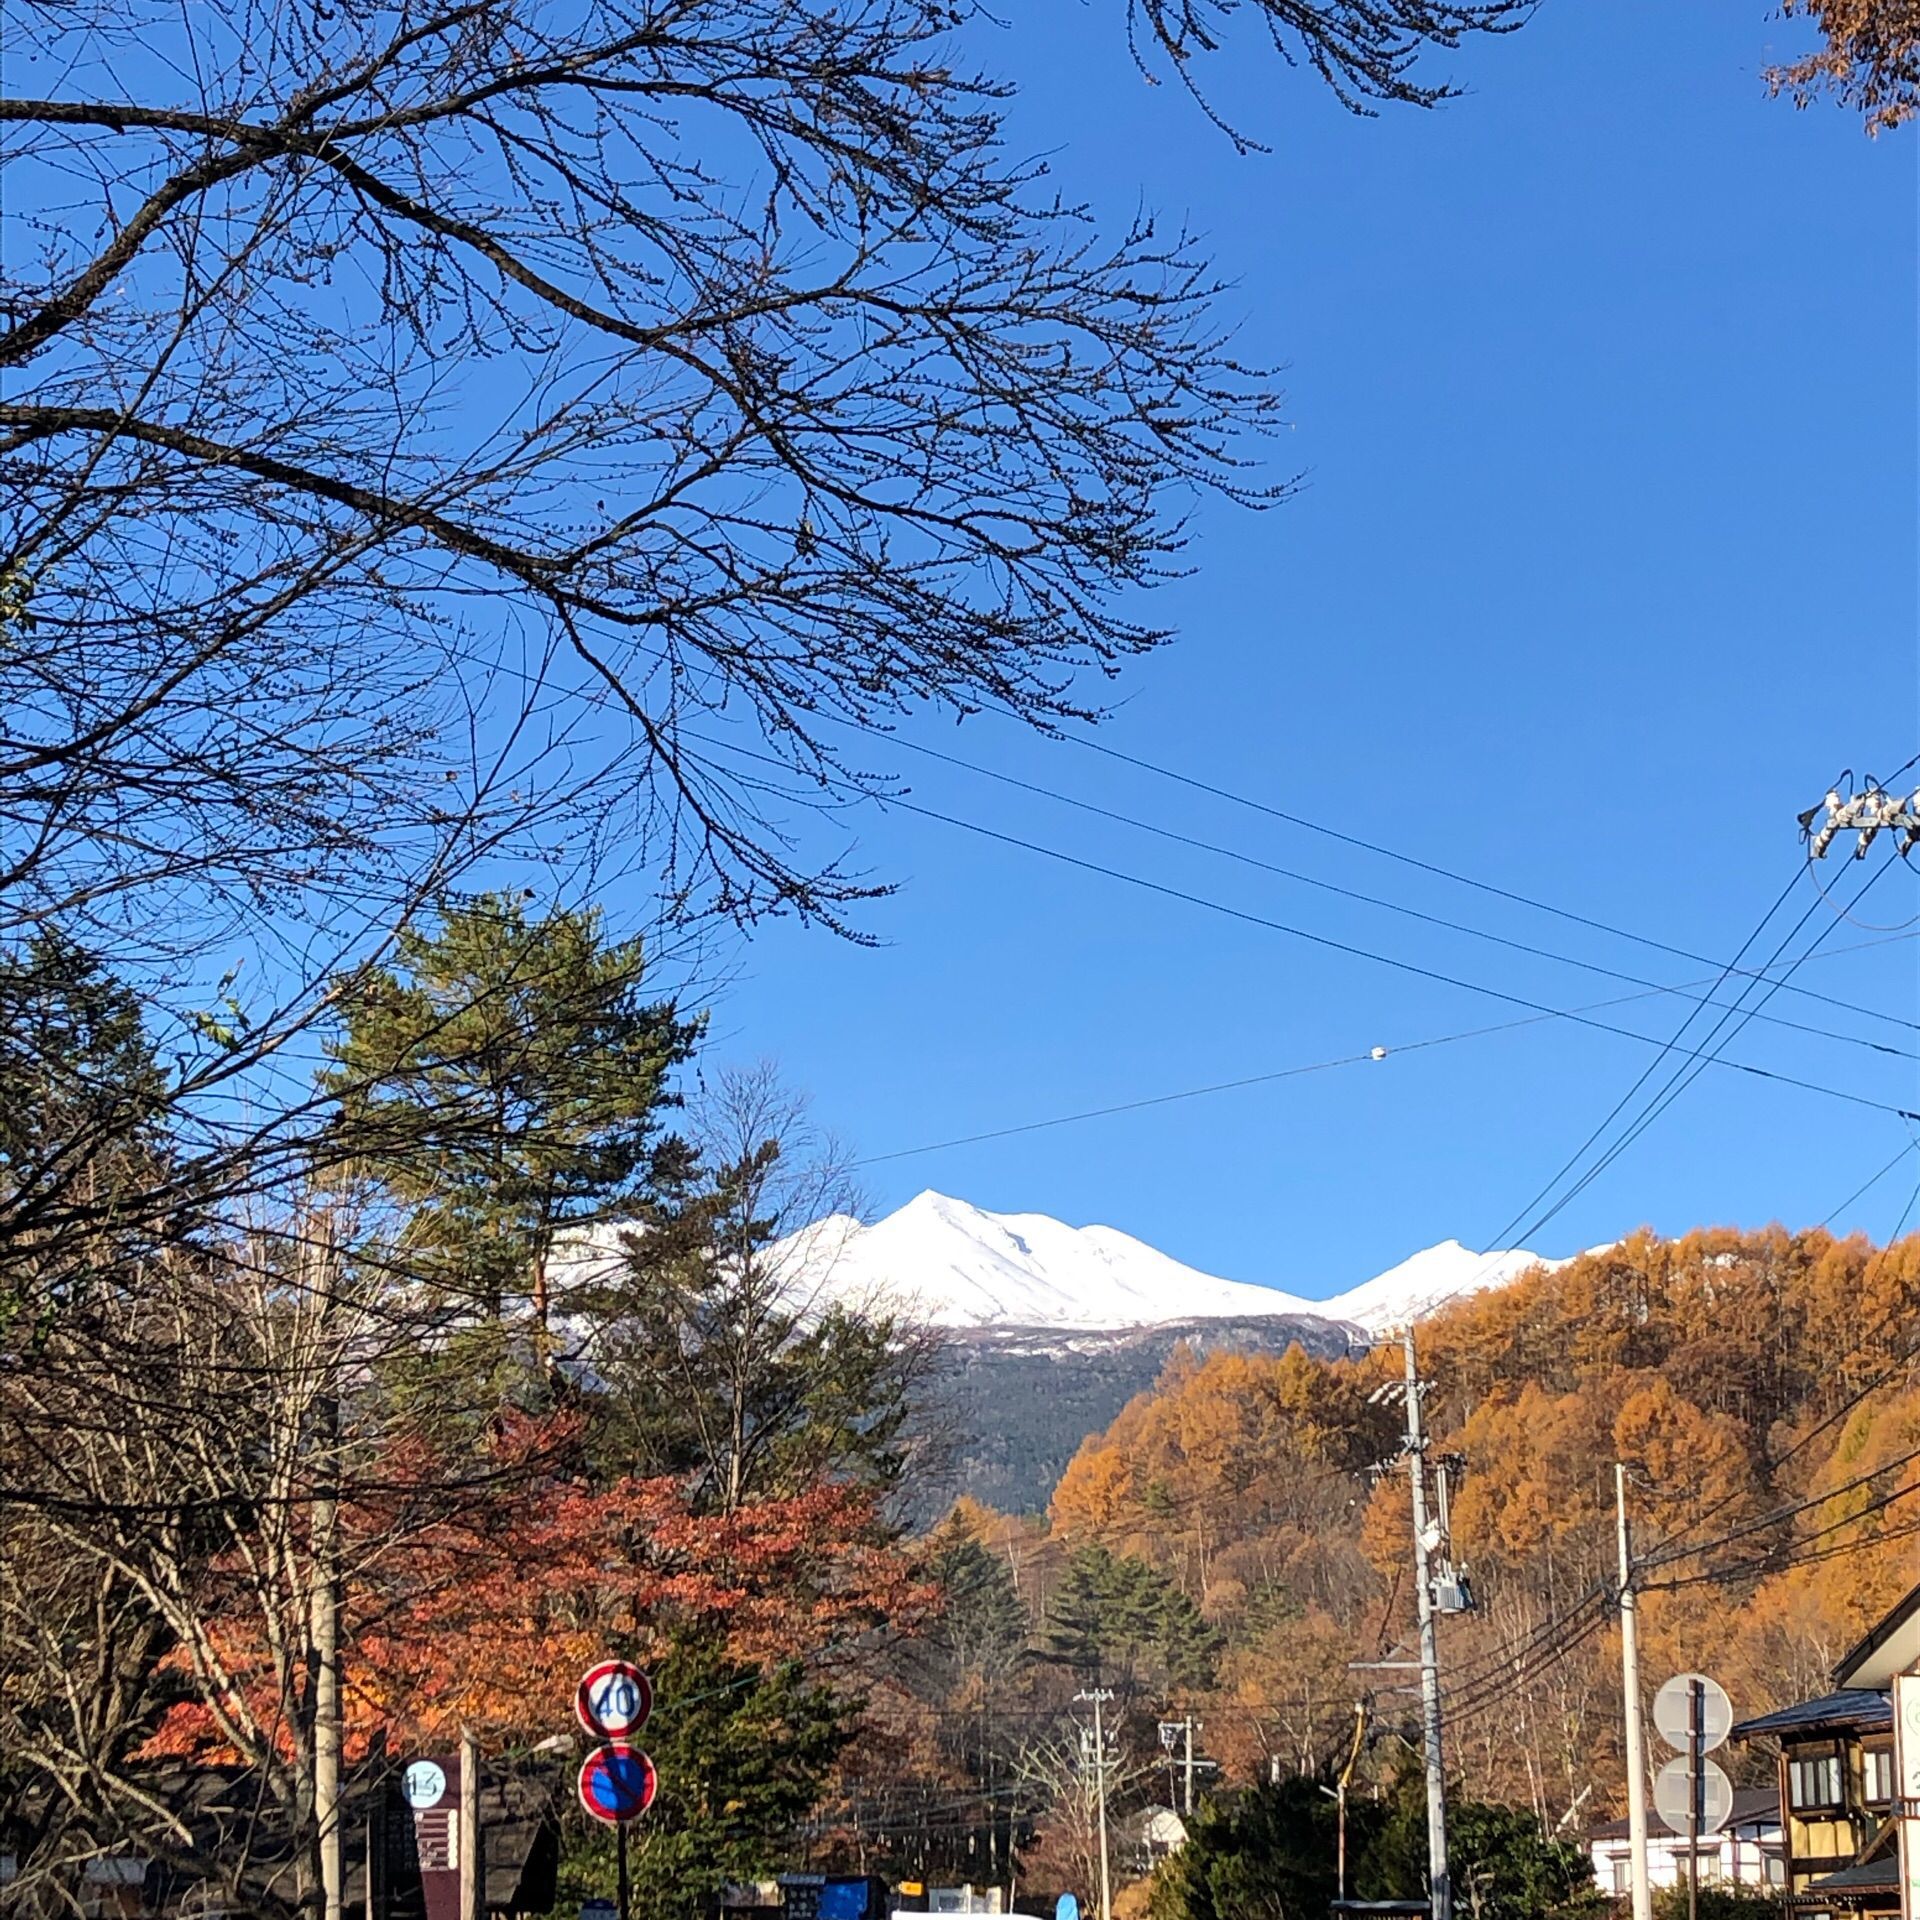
[778,1190,1561,1335]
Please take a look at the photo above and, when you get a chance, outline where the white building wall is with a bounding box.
[1589,1819,1785,1896]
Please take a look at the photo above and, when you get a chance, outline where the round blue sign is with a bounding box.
[577,1742,657,1825]
[1057,1896,1081,1920]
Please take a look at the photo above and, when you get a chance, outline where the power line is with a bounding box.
[1472,871,1813,1259]
[1039,723,1920,1035]
[865,728,1919,1063]
[833,791,1920,1128]
[1820,1138,1920,1229]
[1474,857,1896,1267]
[1534,866,1887,1229]
[855,941,1919,1167]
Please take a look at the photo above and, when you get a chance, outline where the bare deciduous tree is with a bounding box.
[2,0,1302,956]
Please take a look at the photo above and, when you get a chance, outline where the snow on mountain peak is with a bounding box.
[775,1191,1554,1334]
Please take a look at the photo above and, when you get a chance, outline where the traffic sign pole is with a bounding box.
[1687,1679,1704,1920]
[573,1656,657,1920]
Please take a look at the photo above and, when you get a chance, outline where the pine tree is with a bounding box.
[322,893,698,1323]
[0,932,172,1339]
[1043,1546,1223,1694]
[927,1509,1028,1686]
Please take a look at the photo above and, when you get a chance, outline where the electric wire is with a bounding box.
[1472,870,1814,1260]
[1471,856,1896,1274]
[838,787,1920,1129]
[854,939,1920,1168]
[865,727,1919,1064]
[1819,1139,1920,1228]
[1535,861,1893,1230]
[1030,720,1920,1035]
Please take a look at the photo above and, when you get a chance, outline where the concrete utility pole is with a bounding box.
[1403,1326,1451,1920]
[313,1466,342,1920]
[1615,1465,1653,1920]
[1182,1715,1196,1817]
[309,1219,344,1920]
[1076,1688,1115,1920]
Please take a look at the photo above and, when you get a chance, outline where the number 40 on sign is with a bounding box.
[577,1660,652,1741]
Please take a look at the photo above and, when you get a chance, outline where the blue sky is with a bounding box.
[694,0,1920,1298]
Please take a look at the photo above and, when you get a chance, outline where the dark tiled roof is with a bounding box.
[1590,1786,1779,1843]
[1730,1690,1892,1738]
[1805,1858,1901,1894]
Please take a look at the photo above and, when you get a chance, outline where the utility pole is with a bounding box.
[1403,1326,1451,1920]
[309,1218,344,1920]
[1615,1465,1653,1920]
[1183,1715,1197,1816]
[313,1452,341,1920]
[1076,1688,1114,1920]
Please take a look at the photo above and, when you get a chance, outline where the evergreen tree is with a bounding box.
[1355,1757,1607,1920]
[1150,1773,1354,1920]
[0,932,172,1339]
[322,893,699,1322]
[926,1509,1028,1686]
[1044,1546,1223,1695]
[1158,1765,1604,1920]
[589,1064,934,1511]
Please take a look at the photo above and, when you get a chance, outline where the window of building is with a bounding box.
[1864,1745,1894,1808]
[1789,1747,1845,1811]
[1610,1857,1631,1895]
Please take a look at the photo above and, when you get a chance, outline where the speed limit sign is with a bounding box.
[576,1660,653,1740]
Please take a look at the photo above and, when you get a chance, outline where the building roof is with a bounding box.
[1730,1690,1892,1739]
[1835,1578,1920,1690]
[1804,1858,1901,1895]
[1590,1787,1778,1844]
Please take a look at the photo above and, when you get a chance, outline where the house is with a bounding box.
[1731,1685,1897,1915]
[1587,1786,1784,1898]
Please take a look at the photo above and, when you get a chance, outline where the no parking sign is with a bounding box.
[577,1742,657,1825]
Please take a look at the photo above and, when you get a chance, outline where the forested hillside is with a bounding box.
[928,1313,1357,1515]
[1011,1225,1920,1819]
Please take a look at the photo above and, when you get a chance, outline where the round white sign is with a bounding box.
[1653,1755,1734,1835]
[1652,1673,1734,1754]
[402,1760,448,1809]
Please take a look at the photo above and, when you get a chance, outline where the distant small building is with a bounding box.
[1586,1786,1783,1898]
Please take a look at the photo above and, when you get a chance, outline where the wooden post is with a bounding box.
[460,1727,481,1920]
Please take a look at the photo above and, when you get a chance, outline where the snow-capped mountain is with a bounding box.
[777,1190,1553,1334]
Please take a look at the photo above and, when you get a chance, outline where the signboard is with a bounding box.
[578,1743,657,1826]
[1652,1674,1733,1753]
[1895,1672,1920,1920]
[1652,1755,1733,1836]
[581,1902,619,1920]
[396,1752,463,1920]
[403,1760,448,1809]
[577,1661,653,1741]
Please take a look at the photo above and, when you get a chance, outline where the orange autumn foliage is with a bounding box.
[1035,1224,1920,1814]
[147,1412,927,1763]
